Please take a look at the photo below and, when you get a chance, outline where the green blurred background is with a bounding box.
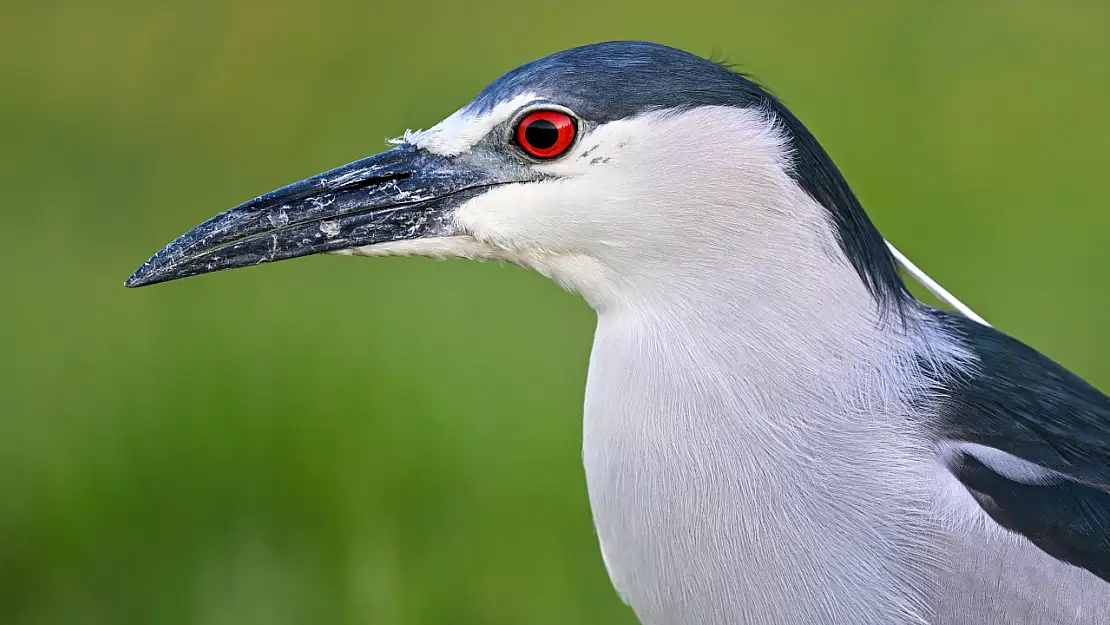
[3,1,1110,623]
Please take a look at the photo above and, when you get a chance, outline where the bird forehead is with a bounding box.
[466,41,766,122]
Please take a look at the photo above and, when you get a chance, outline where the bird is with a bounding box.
[126,41,1110,625]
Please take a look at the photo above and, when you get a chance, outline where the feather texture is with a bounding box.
[929,309,1110,582]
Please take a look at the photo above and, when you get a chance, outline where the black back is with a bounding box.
[930,310,1110,582]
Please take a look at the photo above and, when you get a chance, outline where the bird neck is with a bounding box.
[578,195,899,333]
[590,261,928,429]
[582,268,953,625]
[580,176,948,436]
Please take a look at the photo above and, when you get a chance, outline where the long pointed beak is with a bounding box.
[125,144,507,288]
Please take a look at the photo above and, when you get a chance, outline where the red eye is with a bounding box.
[516,110,576,159]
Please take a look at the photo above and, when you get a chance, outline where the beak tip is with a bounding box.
[123,273,146,289]
[124,259,161,288]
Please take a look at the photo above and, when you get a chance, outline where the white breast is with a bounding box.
[581,304,953,625]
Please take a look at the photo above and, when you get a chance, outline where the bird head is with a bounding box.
[127,41,906,313]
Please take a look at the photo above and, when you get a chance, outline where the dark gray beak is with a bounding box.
[125,144,508,288]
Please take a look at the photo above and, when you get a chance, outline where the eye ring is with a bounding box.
[515,110,577,159]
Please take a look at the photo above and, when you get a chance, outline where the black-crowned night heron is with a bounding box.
[126,41,1110,625]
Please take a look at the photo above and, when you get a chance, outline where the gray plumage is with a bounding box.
[127,41,1110,624]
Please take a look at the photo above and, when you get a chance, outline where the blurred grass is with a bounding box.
[2,1,1109,624]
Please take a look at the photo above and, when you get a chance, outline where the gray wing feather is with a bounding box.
[928,310,1110,582]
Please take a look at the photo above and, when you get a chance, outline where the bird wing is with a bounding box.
[928,310,1110,583]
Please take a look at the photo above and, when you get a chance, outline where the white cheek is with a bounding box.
[453,181,571,249]
[532,121,637,178]
[453,117,675,253]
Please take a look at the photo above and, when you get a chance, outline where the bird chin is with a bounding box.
[337,236,612,306]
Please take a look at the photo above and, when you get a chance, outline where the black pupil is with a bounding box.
[524,119,560,149]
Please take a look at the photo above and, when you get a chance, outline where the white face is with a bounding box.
[351,101,844,310]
